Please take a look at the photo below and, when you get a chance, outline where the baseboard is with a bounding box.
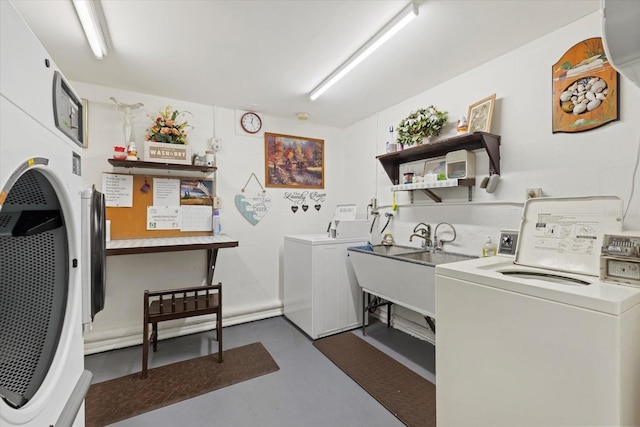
[372,310,435,345]
[84,302,283,355]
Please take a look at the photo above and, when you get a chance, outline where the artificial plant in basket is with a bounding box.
[145,106,192,144]
[396,105,448,146]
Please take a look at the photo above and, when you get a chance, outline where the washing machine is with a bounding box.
[435,196,640,427]
[1,2,92,426]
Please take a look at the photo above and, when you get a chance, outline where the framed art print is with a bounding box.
[552,37,619,133]
[265,132,324,188]
[467,94,496,133]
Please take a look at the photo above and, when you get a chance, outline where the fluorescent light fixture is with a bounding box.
[72,0,108,59]
[309,1,419,101]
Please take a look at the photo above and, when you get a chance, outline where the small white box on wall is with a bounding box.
[446,150,475,179]
[143,141,192,165]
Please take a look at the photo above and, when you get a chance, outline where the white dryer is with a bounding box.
[435,196,640,427]
[1,2,92,426]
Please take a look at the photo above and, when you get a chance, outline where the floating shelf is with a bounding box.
[377,132,501,185]
[392,178,476,202]
[108,159,216,173]
[390,178,475,191]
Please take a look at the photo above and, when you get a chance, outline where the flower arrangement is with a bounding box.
[396,105,448,146]
[145,106,192,144]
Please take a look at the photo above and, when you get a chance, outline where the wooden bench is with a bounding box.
[142,283,222,379]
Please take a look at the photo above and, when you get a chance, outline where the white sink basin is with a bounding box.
[347,244,476,317]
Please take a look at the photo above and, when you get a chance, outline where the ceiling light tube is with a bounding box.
[72,0,108,59]
[309,1,418,101]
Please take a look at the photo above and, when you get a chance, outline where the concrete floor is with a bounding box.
[84,316,435,426]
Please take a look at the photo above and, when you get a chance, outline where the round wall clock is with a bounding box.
[240,111,262,134]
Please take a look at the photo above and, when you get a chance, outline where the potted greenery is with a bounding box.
[396,105,448,147]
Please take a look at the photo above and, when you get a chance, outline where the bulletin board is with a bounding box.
[105,173,214,240]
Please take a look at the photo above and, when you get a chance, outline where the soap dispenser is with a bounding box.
[482,236,497,257]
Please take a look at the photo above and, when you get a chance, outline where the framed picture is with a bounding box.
[551,37,619,133]
[423,158,446,176]
[265,132,324,188]
[467,94,496,133]
[82,98,89,148]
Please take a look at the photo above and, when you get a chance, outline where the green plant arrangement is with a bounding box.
[145,106,192,144]
[396,105,448,146]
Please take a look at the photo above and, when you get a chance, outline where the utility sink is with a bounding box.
[395,250,476,265]
[366,244,425,256]
[347,244,476,318]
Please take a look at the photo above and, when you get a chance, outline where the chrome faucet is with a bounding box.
[434,222,456,251]
[409,222,432,250]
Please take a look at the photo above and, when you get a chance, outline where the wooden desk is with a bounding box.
[106,235,239,285]
[107,236,238,378]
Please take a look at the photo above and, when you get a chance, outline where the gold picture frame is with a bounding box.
[82,98,89,148]
[467,94,496,133]
[265,132,324,188]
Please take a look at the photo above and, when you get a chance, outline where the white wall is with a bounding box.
[74,84,349,353]
[78,10,640,351]
[350,10,640,341]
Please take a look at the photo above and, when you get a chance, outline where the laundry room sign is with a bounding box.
[235,172,271,225]
[235,192,271,225]
[144,141,192,165]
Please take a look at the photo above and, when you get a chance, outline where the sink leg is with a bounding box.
[362,291,395,335]
[425,316,436,334]
[362,290,367,336]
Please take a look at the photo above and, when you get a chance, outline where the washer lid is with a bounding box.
[515,196,623,276]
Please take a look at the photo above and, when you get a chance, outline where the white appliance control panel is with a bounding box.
[600,234,640,287]
[498,230,519,256]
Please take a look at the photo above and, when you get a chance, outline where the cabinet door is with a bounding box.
[283,240,313,336]
[312,242,363,338]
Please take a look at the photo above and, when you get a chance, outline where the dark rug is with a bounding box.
[85,342,279,427]
[313,333,436,427]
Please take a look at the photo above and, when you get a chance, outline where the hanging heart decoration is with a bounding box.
[315,204,321,211]
[291,206,299,213]
[302,204,309,212]
[235,192,271,225]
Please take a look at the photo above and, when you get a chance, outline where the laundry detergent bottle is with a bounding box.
[482,236,497,257]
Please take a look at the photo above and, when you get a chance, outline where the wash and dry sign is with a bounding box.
[144,141,191,165]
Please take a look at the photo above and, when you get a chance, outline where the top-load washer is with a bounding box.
[1,2,93,426]
[435,196,640,427]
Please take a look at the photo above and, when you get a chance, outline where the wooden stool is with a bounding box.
[142,283,222,379]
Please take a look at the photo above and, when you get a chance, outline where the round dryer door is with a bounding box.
[0,169,69,408]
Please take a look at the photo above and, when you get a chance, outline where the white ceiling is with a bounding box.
[13,0,600,128]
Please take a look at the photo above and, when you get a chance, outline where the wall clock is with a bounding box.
[240,111,262,134]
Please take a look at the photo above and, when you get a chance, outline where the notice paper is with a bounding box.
[147,206,181,230]
[102,174,133,207]
[153,178,180,207]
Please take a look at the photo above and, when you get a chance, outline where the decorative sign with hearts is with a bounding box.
[235,192,271,225]
[283,191,327,213]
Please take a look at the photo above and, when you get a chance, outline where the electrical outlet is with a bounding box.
[213,196,221,209]
[526,188,542,199]
[369,198,377,210]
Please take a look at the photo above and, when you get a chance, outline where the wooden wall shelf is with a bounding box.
[376,132,501,185]
[108,159,216,173]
